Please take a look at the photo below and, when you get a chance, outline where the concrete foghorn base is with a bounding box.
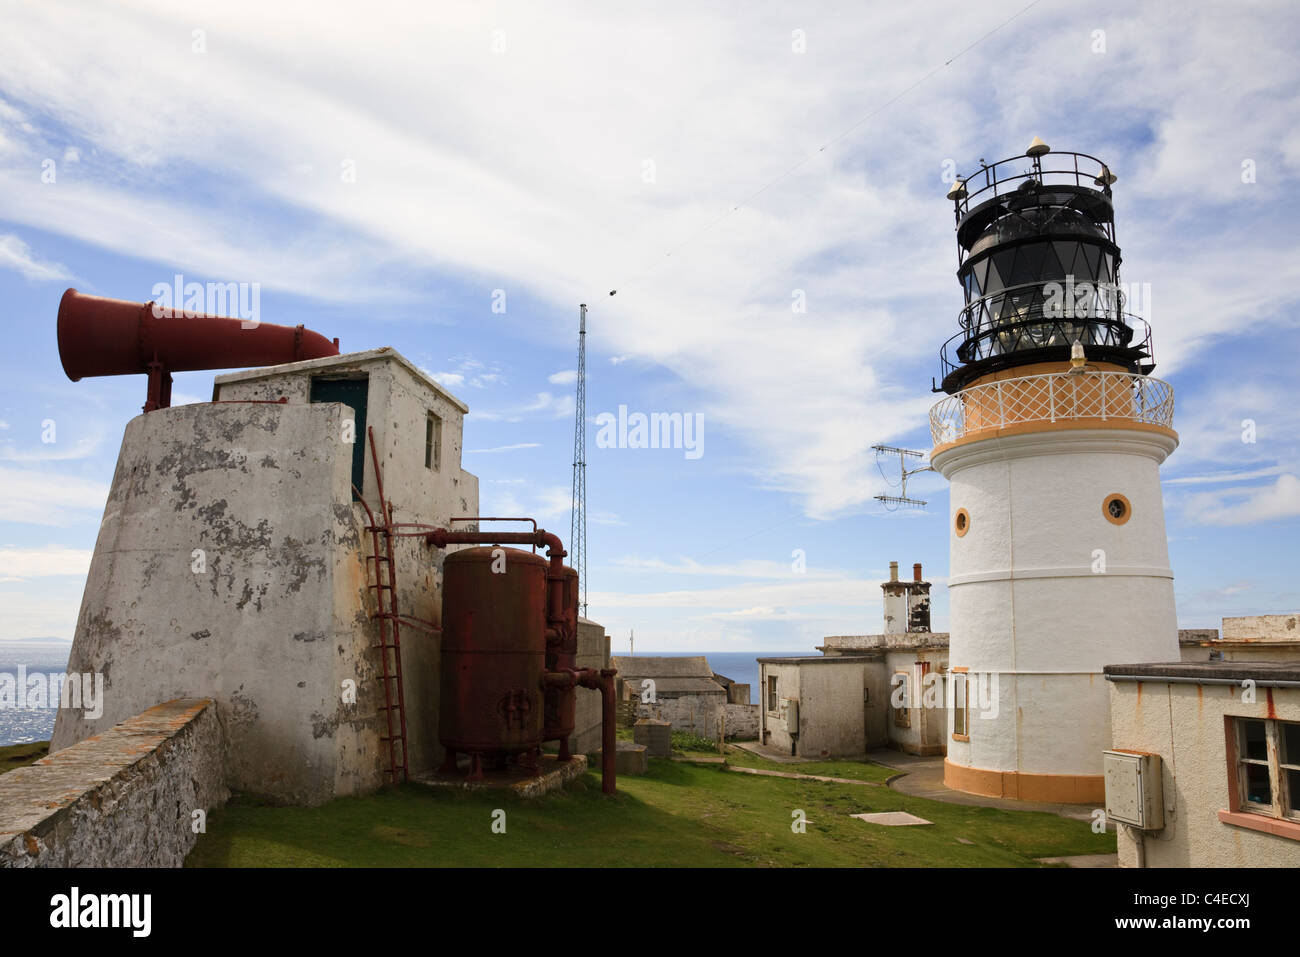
[943,759,1104,804]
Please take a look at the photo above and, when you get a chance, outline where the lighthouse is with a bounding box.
[929,139,1179,802]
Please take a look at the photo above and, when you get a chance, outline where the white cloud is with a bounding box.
[0,467,109,526]
[465,442,541,453]
[0,233,74,282]
[0,545,93,580]
[1180,474,1300,526]
[0,1,1297,520]
[548,370,577,385]
[430,372,466,389]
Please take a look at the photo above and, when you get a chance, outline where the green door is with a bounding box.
[310,376,368,499]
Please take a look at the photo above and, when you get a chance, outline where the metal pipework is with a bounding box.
[57,288,340,412]
[543,668,617,794]
[425,522,618,794]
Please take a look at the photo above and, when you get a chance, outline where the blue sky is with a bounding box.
[0,1,1297,651]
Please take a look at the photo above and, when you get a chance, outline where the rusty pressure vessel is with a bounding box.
[542,565,580,751]
[57,288,339,383]
[439,547,547,758]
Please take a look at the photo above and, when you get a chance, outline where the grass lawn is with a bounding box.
[187,757,1114,867]
[0,741,49,775]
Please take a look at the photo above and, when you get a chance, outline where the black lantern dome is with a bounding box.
[937,141,1154,394]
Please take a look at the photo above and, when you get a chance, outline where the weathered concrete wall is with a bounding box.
[53,350,480,805]
[1,699,226,867]
[883,649,949,756]
[760,659,870,758]
[1222,614,1299,640]
[1108,677,1300,867]
[760,662,798,754]
[794,660,868,758]
[572,618,608,755]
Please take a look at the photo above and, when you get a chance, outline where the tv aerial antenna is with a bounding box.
[873,445,932,510]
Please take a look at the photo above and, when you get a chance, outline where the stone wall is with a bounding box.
[1,699,227,868]
[722,702,759,740]
[631,693,727,738]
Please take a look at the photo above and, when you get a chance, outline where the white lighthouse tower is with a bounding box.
[930,140,1179,802]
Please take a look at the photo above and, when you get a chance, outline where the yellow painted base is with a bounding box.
[943,759,1105,804]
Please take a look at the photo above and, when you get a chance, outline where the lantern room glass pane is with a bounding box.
[1052,241,1079,279]
[1081,243,1101,280]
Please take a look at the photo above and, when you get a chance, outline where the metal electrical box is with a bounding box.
[780,698,799,733]
[1103,749,1164,829]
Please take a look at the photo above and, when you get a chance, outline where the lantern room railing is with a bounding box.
[954,150,1114,221]
[929,370,1175,448]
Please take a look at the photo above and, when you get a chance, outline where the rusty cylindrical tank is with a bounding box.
[542,565,580,754]
[438,546,548,771]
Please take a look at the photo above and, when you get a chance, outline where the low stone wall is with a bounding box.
[722,703,760,740]
[0,698,227,868]
[628,696,759,741]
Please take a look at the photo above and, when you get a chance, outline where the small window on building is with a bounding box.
[767,676,778,713]
[892,672,911,728]
[1232,717,1300,822]
[425,412,442,471]
[952,671,969,739]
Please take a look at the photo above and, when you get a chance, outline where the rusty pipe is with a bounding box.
[543,668,618,794]
[575,668,618,795]
[425,526,570,632]
[57,288,339,411]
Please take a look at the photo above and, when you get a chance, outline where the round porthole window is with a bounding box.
[1103,493,1131,525]
[954,508,970,537]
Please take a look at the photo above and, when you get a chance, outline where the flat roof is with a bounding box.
[1105,661,1300,683]
[214,346,470,414]
[756,655,877,665]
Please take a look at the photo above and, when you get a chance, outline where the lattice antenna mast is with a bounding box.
[873,444,932,509]
[570,304,588,618]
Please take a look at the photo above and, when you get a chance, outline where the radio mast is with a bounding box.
[570,304,588,618]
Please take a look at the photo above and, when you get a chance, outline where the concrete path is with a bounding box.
[722,765,880,787]
[869,749,1100,824]
[728,740,816,764]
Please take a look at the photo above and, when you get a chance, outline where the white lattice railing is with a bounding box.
[930,371,1174,447]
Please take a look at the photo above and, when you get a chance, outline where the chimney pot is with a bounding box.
[913,563,923,581]
[889,561,899,582]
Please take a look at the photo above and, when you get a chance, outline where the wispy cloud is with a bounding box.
[1179,474,1300,526]
[0,233,73,282]
[0,467,109,526]
[466,442,541,454]
[0,545,93,580]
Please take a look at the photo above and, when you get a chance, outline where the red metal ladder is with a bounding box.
[357,426,409,784]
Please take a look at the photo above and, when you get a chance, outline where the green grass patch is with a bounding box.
[0,741,49,775]
[671,730,722,754]
[187,758,1114,868]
